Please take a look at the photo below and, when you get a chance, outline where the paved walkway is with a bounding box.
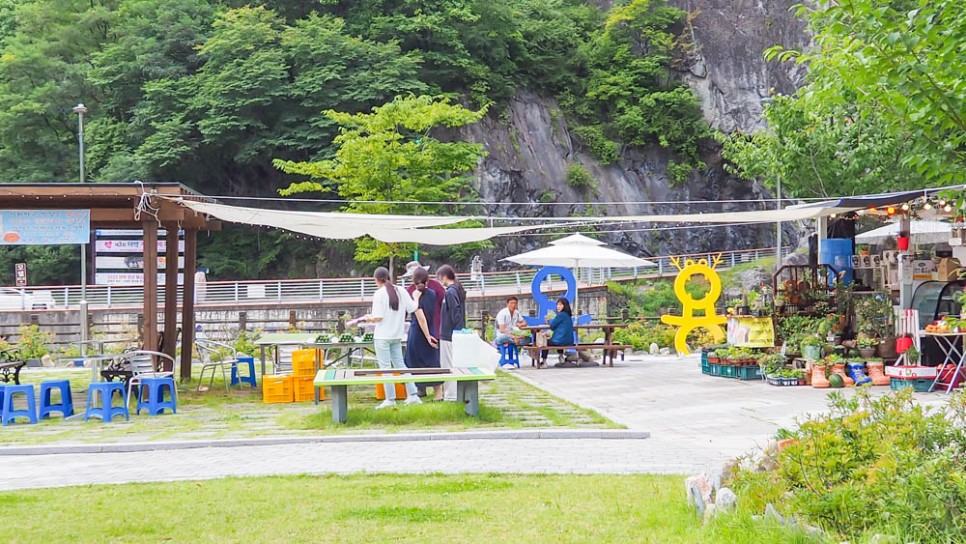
[0,355,953,490]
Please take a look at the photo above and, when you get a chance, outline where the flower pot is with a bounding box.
[897,236,910,250]
[858,347,876,359]
[737,305,751,316]
[878,337,898,360]
[802,345,822,360]
[26,358,42,368]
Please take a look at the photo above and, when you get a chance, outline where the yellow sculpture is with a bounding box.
[660,255,727,355]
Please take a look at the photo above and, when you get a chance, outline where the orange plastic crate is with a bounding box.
[291,349,317,377]
[262,375,294,403]
[294,376,324,402]
[375,373,408,400]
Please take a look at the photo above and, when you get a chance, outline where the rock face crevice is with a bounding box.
[463,1,808,267]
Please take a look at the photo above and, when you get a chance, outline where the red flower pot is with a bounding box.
[897,236,910,250]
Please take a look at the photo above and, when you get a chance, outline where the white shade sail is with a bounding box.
[856,220,952,244]
[175,199,557,245]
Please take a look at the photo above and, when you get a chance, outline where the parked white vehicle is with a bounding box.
[0,287,56,310]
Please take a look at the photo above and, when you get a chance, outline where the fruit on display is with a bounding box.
[828,373,845,388]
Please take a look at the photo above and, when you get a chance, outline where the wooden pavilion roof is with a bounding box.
[0,182,216,230]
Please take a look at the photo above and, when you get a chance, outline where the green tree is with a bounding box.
[722,94,919,198]
[275,94,487,265]
[766,0,966,187]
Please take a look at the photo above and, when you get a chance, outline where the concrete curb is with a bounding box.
[0,429,649,456]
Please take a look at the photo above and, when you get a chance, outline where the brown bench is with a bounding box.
[521,344,629,368]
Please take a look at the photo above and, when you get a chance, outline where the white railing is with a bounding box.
[18,246,785,309]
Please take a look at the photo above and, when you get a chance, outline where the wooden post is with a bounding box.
[289,310,297,329]
[238,311,247,331]
[162,225,179,369]
[180,229,197,381]
[143,219,159,354]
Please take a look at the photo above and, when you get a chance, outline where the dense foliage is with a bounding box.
[0,0,707,281]
[724,0,966,197]
[730,389,966,541]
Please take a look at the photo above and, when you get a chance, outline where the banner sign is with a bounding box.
[95,240,185,253]
[95,256,185,270]
[95,273,184,285]
[0,210,90,245]
[726,316,775,348]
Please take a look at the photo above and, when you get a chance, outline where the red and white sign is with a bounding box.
[95,240,185,253]
[14,262,26,287]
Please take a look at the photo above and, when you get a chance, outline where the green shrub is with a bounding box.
[613,321,676,351]
[608,279,709,317]
[233,329,262,357]
[16,324,52,360]
[570,125,620,164]
[729,389,966,541]
[565,163,596,191]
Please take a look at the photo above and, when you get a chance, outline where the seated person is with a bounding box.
[540,297,575,367]
[493,296,530,347]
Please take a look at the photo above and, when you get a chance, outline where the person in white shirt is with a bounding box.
[493,296,529,347]
[353,267,422,409]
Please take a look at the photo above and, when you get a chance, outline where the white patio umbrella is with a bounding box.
[855,220,952,245]
[502,234,656,310]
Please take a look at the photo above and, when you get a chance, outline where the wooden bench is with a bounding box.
[314,367,495,423]
[521,344,630,367]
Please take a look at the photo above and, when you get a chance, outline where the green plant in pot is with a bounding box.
[854,290,896,355]
[904,345,920,366]
[856,334,879,359]
[800,335,825,360]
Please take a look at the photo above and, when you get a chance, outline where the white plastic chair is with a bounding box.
[894,308,921,366]
[195,339,240,392]
[121,350,176,406]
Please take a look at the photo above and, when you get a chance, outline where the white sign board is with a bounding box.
[95,273,185,285]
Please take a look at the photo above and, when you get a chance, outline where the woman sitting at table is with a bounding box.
[540,297,574,367]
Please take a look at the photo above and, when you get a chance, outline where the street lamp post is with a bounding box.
[73,103,88,303]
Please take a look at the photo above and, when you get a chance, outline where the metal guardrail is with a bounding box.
[17,246,785,309]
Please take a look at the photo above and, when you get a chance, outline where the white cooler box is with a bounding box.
[452,330,500,371]
[885,365,938,379]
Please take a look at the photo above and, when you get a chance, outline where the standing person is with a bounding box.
[436,264,465,402]
[405,267,442,400]
[493,296,529,348]
[541,297,574,368]
[351,267,422,409]
[404,261,445,337]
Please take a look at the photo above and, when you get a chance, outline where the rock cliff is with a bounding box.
[468,0,809,266]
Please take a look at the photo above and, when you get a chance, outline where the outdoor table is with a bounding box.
[521,323,628,347]
[920,331,966,393]
[254,333,392,404]
[520,323,629,366]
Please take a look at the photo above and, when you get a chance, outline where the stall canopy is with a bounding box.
[170,183,966,244]
[856,220,952,245]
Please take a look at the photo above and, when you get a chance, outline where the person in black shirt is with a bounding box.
[436,264,465,402]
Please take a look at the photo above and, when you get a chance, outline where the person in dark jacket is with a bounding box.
[405,267,442,400]
[541,297,574,367]
[436,264,465,402]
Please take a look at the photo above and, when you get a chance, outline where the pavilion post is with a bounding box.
[162,225,179,370]
[143,219,159,354]
[180,229,197,381]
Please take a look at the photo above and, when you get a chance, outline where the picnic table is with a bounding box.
[520,323,630,367]
[315,367,495,423]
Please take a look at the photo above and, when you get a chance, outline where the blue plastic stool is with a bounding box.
[498,343,520,368]
[85,381,130,422]
[2,384,37,425]
[39,380,74,419]
[231,355,258,388]
[135,377,177,416]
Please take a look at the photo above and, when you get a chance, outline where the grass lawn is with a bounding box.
[0,474,824,543]
[0,368,616,446]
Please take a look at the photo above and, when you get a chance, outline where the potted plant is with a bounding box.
[800,335,825,360]
[897,230,910,251]
[856,335,878,359]
[904,345,920,366]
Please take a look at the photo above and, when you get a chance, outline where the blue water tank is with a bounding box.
[819,238,853,285]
